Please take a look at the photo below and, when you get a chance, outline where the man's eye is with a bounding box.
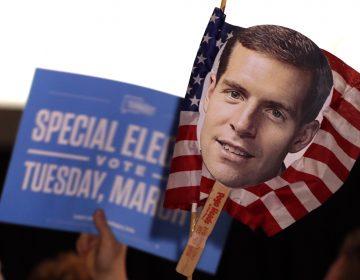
[270,108,285,120]
[229,91,242,100]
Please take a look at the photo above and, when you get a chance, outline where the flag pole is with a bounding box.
[220,0,227,12]
[190,202,198,233]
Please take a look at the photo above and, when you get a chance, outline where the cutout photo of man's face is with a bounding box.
[199,25,333,189]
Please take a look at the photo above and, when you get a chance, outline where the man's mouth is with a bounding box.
[217,140,254,158]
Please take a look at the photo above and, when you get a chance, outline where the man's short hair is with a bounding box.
[216,25,333,124]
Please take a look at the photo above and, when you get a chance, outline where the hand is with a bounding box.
[76,209,128,280]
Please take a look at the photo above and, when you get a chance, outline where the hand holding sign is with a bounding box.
[77,209,128,280]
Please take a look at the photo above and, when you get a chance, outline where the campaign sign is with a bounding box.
[0,69,231,274]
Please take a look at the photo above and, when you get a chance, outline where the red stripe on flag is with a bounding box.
[226,199,282,236]
[282,166,333,203]
[175,125,197,142]
[321,118,360,159]
[276,186,308,221]
[169,155,202,173]
[199,176,215,195]
[225,200,258,231]
[246,183,273,197]
[331,90,360,131]
[163,187,200,210]
[305,143,349,182]
[260,208,284,236]
[323,50,360,89]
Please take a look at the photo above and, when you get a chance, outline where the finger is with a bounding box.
[76,233,98,256]
[93,208,114,241]
[76,233,91,257]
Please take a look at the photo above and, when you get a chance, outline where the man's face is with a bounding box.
[200,43,316,188]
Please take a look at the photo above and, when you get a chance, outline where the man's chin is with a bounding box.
[210,169,270,188]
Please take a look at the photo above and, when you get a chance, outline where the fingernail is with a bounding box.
[94,208,104,217]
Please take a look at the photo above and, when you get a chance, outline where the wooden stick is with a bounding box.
[187,203,198,280]
[220,0,227,12]
[176,182,231,277]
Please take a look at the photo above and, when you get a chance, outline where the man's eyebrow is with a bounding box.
[222,79,249,96]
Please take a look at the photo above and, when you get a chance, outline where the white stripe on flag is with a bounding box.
[167,170,202,189]
[179,111,200,126]
[173,140,200,157]
[332,70,347,95]
[345,86,360,112]
[266,176,290,190]
[261,192,296,229]
[290,181,321,212]
[313,129,356,170]
[230,189,259,207]
[324,107,360,148]
[333,70,360,111]
[292,157,343,193]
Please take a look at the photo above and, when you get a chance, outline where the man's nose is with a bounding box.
[229,105,257,138]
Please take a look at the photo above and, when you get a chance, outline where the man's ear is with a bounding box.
[204,73,217,113]
[289,120,320,153]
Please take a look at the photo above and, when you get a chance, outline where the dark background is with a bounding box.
[0,107,359,280]
[0,108,80,280]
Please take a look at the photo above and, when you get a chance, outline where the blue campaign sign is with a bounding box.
[0,68,231,274]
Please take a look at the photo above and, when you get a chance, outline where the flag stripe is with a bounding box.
[312,129,355,171]
[172,140,201,157]
[261,192,296,230]
[323,110,360,151]
[199,176,215,194]
[164,187,199,209]
[226,199,281,233]
[291,157,343,193]
[274,186,309,221]
[330,89,360,131]
[290,181,321,212]
[229,188,259,207]
[169,155,202,173]
[260,208,284,235]
[282,166,333,203]
[245,183,273,197]
[175,125,198,142]
[305,143,349,182]
[324,50,360,88]
[167,170,202,190]
[265,176,291,190]
[179,111,200,126]
[333,71,360,112]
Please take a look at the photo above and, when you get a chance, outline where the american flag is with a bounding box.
[164,7,360,236]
